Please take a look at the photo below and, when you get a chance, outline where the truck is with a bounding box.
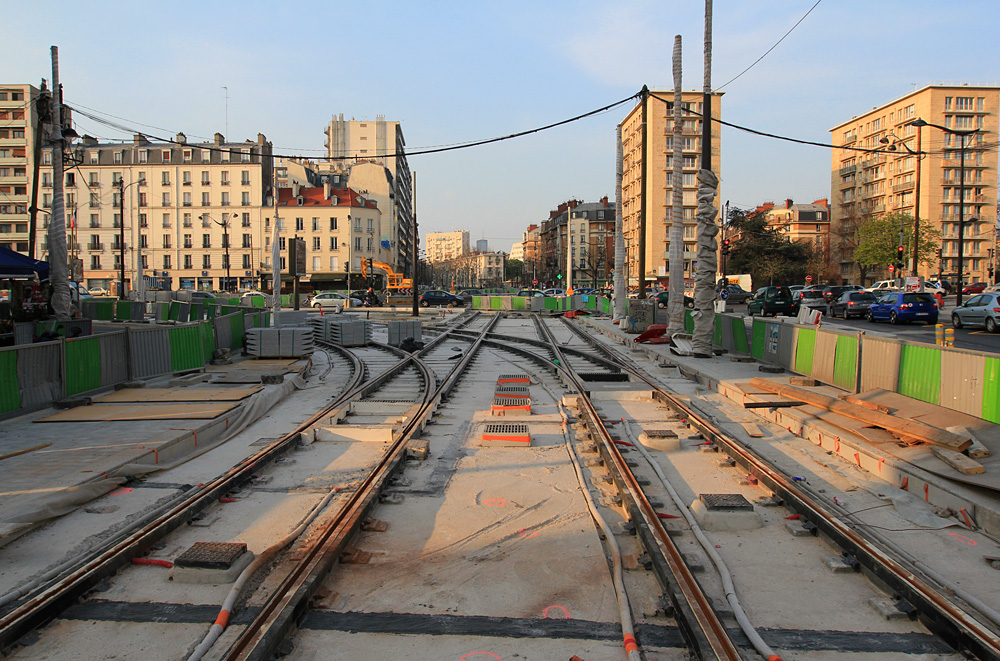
[721,274,752,292]
[361,259,413,294]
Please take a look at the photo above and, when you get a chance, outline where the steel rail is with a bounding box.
[222,314,502,661]
[442,327,624,372]
[558,317,1000,660]
[533,317,743,660]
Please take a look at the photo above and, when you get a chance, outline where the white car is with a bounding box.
[88,286,109,297]
[311,292,362,308]
[543,287,565,296]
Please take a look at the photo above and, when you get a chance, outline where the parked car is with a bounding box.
[419,289,463,307]
[516,289,546,298]
[651,291,695,309]
[716,283,751,304]
[190,290,216,301]
[962,282,987,295]
[460,288,485,303]
[543,287,565,296]
[88,286,109,297]
[311,291,362,308]
[69,282,93,301]
[951,293,1000,332]
[821,285,853,304]
[866,292,938,325]
[830,291,877,319]
[747,286,795,317]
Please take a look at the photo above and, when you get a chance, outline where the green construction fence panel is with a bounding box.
[730,317,749,354]
[712,316,723,347]
[229,314,246,350]
[201,322,215,362]
[168,325,206,372]
[472,296,485,309]
[168,301,181,321]
[794,327,816,375]
[250,295,266,308]
[751,320,766,359]
[490,296,503,310]
[0,350,19,413]
[205,304,217,319]
[898,344,941,404]
[983,357,1000,423]
[512,297,526,311]
[602,297,612,314]
[280,295,290,307]
[93,299,115,320]
[832,335,859,392]
[65,336,102,395]
[544,297,558,311]
[114,301,130,321]
[585,297,597,310]
[684,310,694,333]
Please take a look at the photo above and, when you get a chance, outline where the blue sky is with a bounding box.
[5,1,999,252]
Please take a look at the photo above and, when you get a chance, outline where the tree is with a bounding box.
[854,212,941,275]
[726,208,813,285]
[579,241,611,288]
[505,259,523,285]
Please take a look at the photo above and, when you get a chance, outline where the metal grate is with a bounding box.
[643,429,678,438]
[492,397,529,406]
[483,423,530,434]
[699,493,754,512]
[496,385,530,395]
[497,374,530,382]
[578,372,630,382]
[174,542,248,569]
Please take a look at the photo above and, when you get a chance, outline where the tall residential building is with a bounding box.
[325,114,413,275]
[426,230,470,263]
[830,85,999,285]
[39,132,272,292]
[520,224,540,280]
[760,198,831,272]
[539,197,615,286]
[0,84,43,254]
[620,91,723,286]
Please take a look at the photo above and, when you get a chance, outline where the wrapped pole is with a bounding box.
[613,124,627,320]
[667,36,685,332]
[692,0,719,358]
[271,186,281,325]
[48,46,71,319]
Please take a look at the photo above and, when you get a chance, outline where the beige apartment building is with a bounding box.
[325,114,413,275]
[0,84,42,254]
[38,132,272,292]
[620,91,723,286]
[426,230,470,263]
[760,198,831,269]
[830,84,999,285]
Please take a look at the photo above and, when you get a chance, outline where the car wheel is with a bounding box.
[952,313,962,329]
[987,317,997,333]
[312,303,321,308]
[420,300,429,308]
[657,301,666,309]
[889,311,898,325]
[685,301,695,310]
[866,310,874,323]
[748,308,755,317]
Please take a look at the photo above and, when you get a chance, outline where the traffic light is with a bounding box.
[897,245,904,261]
[722,239,731,255]
[557,274,563,280]
[367,257,374,273]
[360,259,368,276]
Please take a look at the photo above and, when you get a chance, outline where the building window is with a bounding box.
[312,256,320,270]
[89,152,99,165]
[183,234,192,248]
[139,234,148,248]
[330,237,338,250]
[221,192,230,206]
[138,150,148,163]
[163,234,171,248]
[202,233,211,248]
[241,171,250,185]
[241,213,250,227]
[183,192,191,206]
[183,254,192,269]
[203,254,211,269]
[201,149,210,162]
[330,256,338,270]
[161,171,170,185]
[163,254,171,269]
[90,193,100,208]
[182,171,191,185]
[241,149,250,163]
[367,237,373,251]
[242,233,251,248]
[312,237,321,250]
[139,213,147,228]
[354,237,362,250]
[202,192,210,206]
[330,218,338,231]
[91,255,100,269]
[221,171,230,185]
[138,192,147,207]
[201,171,210,185]
[241,192,250,206]
[161,192,171,206]
[296,217,304,231]
[242,254,251,268]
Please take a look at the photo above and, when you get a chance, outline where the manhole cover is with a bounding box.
[643,429,678,438]
[699,494,754,512]
[175,542,248,569]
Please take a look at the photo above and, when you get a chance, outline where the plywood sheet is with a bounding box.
[206,359,300,372]
[93,387,261,403]
[35,402,239,422]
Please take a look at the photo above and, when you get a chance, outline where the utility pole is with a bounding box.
[48,47,71,319]
[411,171,419,316]
[911,124,922,277]
[637,85,649,299]
[28,80,49,260]
[613,123,627,320]
[118,178,127,297]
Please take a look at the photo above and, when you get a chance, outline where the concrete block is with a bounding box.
[169,550,255,585]
[168,373,211,387]
[406,438,430,460]
[868,597,914,621]
[54,396,92,409]
[314,426,394,443]
[690,495,762,532]
[784,519,814,537]
[823,555,859,573]
[638,428,681,452]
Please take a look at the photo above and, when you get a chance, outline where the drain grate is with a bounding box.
[643,429,678,438]
[497,374,530,384]
[484,423,530,434]
[699,493,754,512]
[578,372,630,382]
[495,385,530,399]
[492,397,529,406]
[482,422,531,445]
[175,542,248,569]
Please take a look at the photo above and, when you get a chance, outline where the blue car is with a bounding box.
[866,292,938,325]
[419,289,464,307]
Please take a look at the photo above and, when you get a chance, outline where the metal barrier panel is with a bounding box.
[511,297,526,311]
[168,325,205,372]
[859,335,901,393]
[201,322,215,363]
[97,330,129,388]
[65,336,102,395]
[190,303,203,322]
[14,322,34,345]
[529,297,545,312]
[751,319,766,358]
[15,341,61,407]
[794,327,816,374]
[229,313,245,350]
[898,344,941,404]
[811,328,838,385]
[205,304,217,319]
[983,357,1000,423]
[759,321,794,367]
[114,301,130,322]
[129,326,172,379]
[939,347,986,417]
[214,314,234,350]
[832,334,859,392]
[490,296,503,310]
[153,302,169,322]
[730,316,749,354]
[0,348,19,412]
[544,297,559,311]
[684,310,694,333]
[130,301,144,321]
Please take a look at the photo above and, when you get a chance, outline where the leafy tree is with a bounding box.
[854,212,941,274]
[504,259,523,285]
[579,241,611,288]
[726,208,813,286]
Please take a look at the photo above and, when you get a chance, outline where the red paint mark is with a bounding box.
[960,508,974,528]
[947,532,977,546]
[219,497,236,503]
[900,476,909,491]
[460,653,501,661]
[924,483,930,501]
[109,488,134,496]
[878,457,885,472]
[834,440,841,453]
[854,452,861,467]
[483,498,506,507]
[131,558,173,568]
[656,512,681,519]
[784,514,800,520]
[517,528,537,538]
[542,605,570,619]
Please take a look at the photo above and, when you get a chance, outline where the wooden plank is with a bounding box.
[789,377,818,387]
[840,394,892,414]
[742,398,805,409]
[932,447,985,475]
[740,422,763,438]
[749,378,971,452]
[947,426,991,459]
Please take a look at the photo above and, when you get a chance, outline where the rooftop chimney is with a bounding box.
[176,132,187,144]
[324,181,331,201]
[133,134,148,146]
[785,198,794,209]
[292,182,300,197]
[214,132,225,146]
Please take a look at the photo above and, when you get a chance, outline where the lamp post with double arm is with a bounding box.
[906,119,978,306]
[202,212,236,293]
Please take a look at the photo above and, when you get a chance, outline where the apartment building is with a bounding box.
[620,91,723,286]
[830,84,999,284]
[266,183,384,291]
[38,132,272,292]
[426,230,470,263]
[539,197,615,287]
[434,251,505,288]
[0,84,42,254]
[325,114,413,275]
[760,198,831,256]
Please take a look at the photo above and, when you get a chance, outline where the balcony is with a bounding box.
[838,164,857,177]
[842,134,857,145]
[893,181,915,193]
[88,243,103,251]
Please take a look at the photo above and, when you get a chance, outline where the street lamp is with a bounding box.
[202,212,236,293]
[906,119,978,306]
[116,178,141,298]
[880,130,922,277]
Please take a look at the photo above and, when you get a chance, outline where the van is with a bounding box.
[868,280,897,293]
[747,286,794,317]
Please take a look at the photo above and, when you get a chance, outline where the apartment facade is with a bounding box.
[830,85,999,285]
[760,198,831,259]
[620,91,723,286]
[324,114,413,275]
[0,84,42,254]
[539,198,615,287]
[267,183,384,291]
[434,251,505,289]
[426,230,470,263]
[38,132,273,292]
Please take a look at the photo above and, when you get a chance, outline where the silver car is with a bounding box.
[951,293,1000,332]
[830,291,877,319]
[311,292,362,308]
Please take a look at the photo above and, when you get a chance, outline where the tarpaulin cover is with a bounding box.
[0,247,49,281]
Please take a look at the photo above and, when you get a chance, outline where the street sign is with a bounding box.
[805,275,813,283]
[719,288,730,301]
[532,279,538,286]
[889,264,895,273]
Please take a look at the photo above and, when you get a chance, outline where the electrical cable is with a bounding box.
[715,0,824,91]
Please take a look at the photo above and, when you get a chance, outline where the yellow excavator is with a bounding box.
[361,258,413,293]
